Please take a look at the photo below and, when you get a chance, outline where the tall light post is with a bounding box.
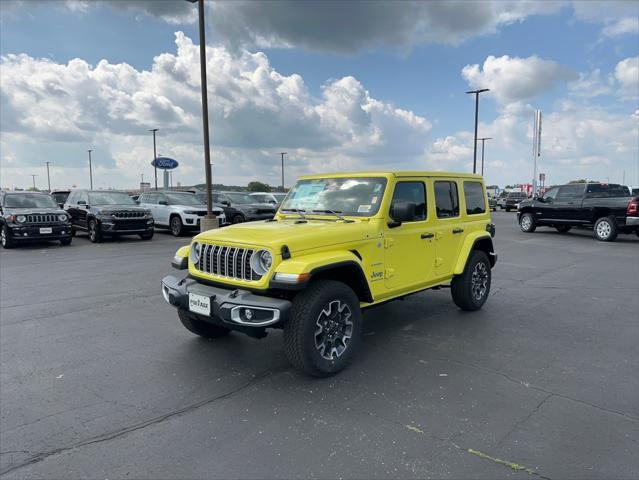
[149,128,159,190]
[87,149,93,190]
[186,0,216,230]
[45,161,51,192]
[280,152,287,190]
[30,174,38,190]
[478,137,492,177]
[465,88,490,174]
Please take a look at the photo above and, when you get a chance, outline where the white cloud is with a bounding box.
[602,17,639,37]
[462,55,576,104]
[569,69,613,98]
[614,56,639,99]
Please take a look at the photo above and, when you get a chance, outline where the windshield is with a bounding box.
[88,192,136,205]
[4,193,58,208]
[281,177,387,216]
[225,193,255,204]
[165,192,202,206]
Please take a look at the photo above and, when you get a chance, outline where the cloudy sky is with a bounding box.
[1,0,637,190]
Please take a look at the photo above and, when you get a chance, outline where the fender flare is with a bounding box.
[453,233,496,275]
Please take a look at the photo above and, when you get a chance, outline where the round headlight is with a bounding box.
[190,242,201,264]
[58,214,67,222]
[250,249,272,276]
[16,215,26,223]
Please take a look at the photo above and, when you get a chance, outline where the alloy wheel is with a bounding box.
[521,215,531,230]
[596,221,611,239]
[1,228,6,246]
[314,300,353,360]
[471,262,489,301]
[171,218,181,235]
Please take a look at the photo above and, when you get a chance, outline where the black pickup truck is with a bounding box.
[517,183,639,242]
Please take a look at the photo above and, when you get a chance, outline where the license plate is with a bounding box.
[39,227,53,234]
[189,293,211,316]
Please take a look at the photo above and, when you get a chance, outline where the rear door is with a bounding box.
[384,179,435,291]
[155,193,170,225]
[431,179,465,279]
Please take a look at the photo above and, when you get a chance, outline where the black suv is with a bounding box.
[64,190,154,243]
[0,191,72,248]
[504,191,527,211]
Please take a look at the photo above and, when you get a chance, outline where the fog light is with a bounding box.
[23,233,28,237]
[244,308,253,320]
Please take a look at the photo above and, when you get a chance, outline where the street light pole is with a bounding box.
[465,88,490,174]
[280,152,287,190]
[149,128,158,190]
[87,149,93,190]
[45,161,51,192]
[30,174,38,190]
[478,137,492,177]
[187,0,216,229]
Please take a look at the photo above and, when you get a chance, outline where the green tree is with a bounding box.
[247,181,270,192]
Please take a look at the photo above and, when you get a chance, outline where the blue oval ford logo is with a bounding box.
[151,157,179,170]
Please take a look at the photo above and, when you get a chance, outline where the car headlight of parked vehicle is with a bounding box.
[58,214,68,222]
[190,242,201,264]
[250,249,272,276]
[16,215,27,223]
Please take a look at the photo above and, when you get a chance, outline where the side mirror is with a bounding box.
[159,200,168,206]
[389,201,416,228]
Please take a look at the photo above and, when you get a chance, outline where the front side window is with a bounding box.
[543,187,559,201]
[435,181,460,218]
[4,193,58,208]
[556,184,585,200]
[88,192,136,205]
[463,182,486,215]
[281,177,387,217]
[389,182,426,221]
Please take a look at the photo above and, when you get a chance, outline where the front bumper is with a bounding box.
[183,214,227,228]
[100,219,154,235]
[8,224,72,241]
[161,275,291,329]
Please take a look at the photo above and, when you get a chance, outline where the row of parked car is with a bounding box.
[0,189,282,248]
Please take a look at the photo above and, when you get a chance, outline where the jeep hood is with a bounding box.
[196,219,375,254]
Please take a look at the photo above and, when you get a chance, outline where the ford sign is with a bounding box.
[151,157,179,170]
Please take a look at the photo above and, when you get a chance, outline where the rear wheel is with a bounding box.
[170,216,184,236]
[555,225,571,233]
[284,280,362,377]
[88,220,102,243]
[594,216,618,242]
[519,213,536,233]
[178,310,231,338]
[1,225,14,249]
[451,250,491,311]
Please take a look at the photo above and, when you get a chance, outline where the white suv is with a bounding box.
[138,191,225,236]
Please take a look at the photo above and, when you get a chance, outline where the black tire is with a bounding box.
[284,280,362,377]
[232,214,245,224]
[594,216,618,242]
[1,225,14,249]
[178,310,231,338]
[451,250,491,311]
[519,212,536,233]
[170,216,183,236]
[70,227,76,237]
[88,219,102,243]
[139,231,154,240]
[60,238,72,246]
[555,225,571,233]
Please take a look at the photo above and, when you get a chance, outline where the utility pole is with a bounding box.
[280,152,287,190]
[531,110,542,197]
[478,137,491,177]
[87,149,93,190]
[45,161,51,192]
[149,128,158,190]
[30,174,38,190]
[465,88,490,174]
[186,0,216,230]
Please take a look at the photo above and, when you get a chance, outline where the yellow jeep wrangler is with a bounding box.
[162,171,496,376]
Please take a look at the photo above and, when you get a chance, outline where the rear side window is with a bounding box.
[435,181,459,218]
[586,184,630,197]
[390,182,426,221]
[463,182,486,215]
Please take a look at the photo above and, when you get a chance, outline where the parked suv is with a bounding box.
[138,191,225,236]
[504,191,527,211]
[64,190,154,243]
[162,171,497,376]
[1,191,72,248]
[249,192,287,206]
[212,192,276,223]
[517,183,639,241]
[193,191,237,226]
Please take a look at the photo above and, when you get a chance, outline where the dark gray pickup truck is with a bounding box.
[517,183,639,241]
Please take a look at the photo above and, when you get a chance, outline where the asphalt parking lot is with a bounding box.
[1,212,638,479]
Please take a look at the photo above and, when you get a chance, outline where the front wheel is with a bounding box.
[594,216,618,242]
[60,238,72,246]
[1,225,14,249]
[232,214,245,224]
[170,216,184,236]
[178,310,231,338]
[284,280,362,377]
[519,213,536,233]
[139,231,154,240]
[451,250,491,311]
[88,220,102,243]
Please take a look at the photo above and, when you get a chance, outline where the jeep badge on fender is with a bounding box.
[161,171,497,377]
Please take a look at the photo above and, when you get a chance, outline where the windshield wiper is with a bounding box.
[280,208,307,221]
[311,209,354,222]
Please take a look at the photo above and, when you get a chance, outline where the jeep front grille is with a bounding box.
[197,244,260,281]
[113,211,145,218]
[26,214,57,223]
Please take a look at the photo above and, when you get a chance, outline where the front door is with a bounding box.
[431,179,465,279]
[384,180,436,291]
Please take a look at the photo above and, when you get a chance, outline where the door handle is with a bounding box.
[421,233,434,239]
[452,228,464,234]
